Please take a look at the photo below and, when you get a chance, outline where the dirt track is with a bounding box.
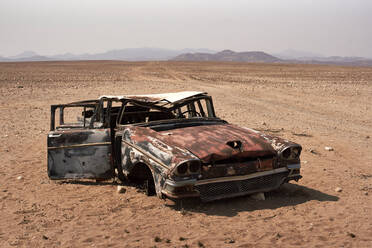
[0,61,371,247]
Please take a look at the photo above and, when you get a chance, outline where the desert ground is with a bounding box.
[0,61,371,247]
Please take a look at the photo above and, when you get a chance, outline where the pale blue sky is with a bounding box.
[0,0,371,57]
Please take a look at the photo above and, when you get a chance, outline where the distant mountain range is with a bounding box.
[171,50,281,63]
[0,48,216,62]
[172,50,372,66]
[1,48,372,66]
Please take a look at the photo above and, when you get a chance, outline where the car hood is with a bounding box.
[157,124,278,163]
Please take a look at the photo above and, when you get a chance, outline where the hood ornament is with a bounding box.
[226,140,243,152]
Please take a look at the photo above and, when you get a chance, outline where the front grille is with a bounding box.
[195,172,288,202]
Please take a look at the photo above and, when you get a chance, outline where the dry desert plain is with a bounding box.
[0,61,371,247]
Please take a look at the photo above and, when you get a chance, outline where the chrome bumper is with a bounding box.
[162,164,301,200]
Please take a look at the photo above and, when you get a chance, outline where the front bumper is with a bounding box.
[161,164,301,201]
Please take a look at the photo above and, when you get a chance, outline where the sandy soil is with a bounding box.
[0,61,371,247]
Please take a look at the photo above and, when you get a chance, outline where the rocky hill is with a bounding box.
[171,50,282,63]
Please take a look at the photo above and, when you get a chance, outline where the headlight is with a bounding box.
[281,146,301,159]
[282,148,291,159]
[175,160,201,176]
[189,161,201,173]
[177,162,188,175]
[292,147,301,158]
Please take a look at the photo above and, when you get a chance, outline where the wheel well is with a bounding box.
[128,162,154,184]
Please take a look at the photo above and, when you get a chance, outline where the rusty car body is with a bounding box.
[47,91,302,201]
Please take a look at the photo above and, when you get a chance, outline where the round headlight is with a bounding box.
[292,147,301,158]
[177,162,188,175]
[189,161,200,173]
[282,148,291,159]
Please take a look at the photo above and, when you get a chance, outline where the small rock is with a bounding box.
[42,235,49,240]
[117,186,126,193]
[325,146,334,151]
[17,176,23,180]
[225,238,235,244]
[366,135,370,139]
[261,121,266,126]
[302,160,308,164]
[347,232,356,238]
[335,187,342,192]
[250,192,265,200]
[17,85,24,89]
[275,233,282,239]
[309,149,319,155]
[364,191,368,196]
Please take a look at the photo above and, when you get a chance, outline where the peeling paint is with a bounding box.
[48,91,302,201]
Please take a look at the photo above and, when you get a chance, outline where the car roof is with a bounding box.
[99,91,207,104]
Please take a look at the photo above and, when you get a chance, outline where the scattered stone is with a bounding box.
[325,146,334,151]
[225,238,235,244]
[42,235,49,240]
[250,192,265,200]
[292,132,312,137]
[261,121,266,126]
[179,237,187,241]
[347,232,356,238]
[198,241,205,247]
[17,176,23,180]
[302,160,308,164]
[179,208,190,216]
[309,149,320,155]
[364,191,368,196]
[17,85,24,88]
[366,135,370,139]
[154,236,162,242]
[117,186,126,194]
[165,239,171,243]
[275,233,282,239]
[335,187,342,192]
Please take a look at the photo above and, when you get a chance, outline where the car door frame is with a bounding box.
[47,100,115,180]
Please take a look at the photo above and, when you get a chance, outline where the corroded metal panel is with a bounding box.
[47,129,113,179]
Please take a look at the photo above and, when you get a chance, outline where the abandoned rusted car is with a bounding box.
[47,91,302,201]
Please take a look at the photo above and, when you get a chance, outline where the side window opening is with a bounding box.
[53,105,96,130]
[196,100,206,117]
[173,98,212,118]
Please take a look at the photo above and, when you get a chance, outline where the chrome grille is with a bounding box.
[195,172,288,202]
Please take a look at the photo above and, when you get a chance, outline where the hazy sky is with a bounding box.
[1,0,371,57]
